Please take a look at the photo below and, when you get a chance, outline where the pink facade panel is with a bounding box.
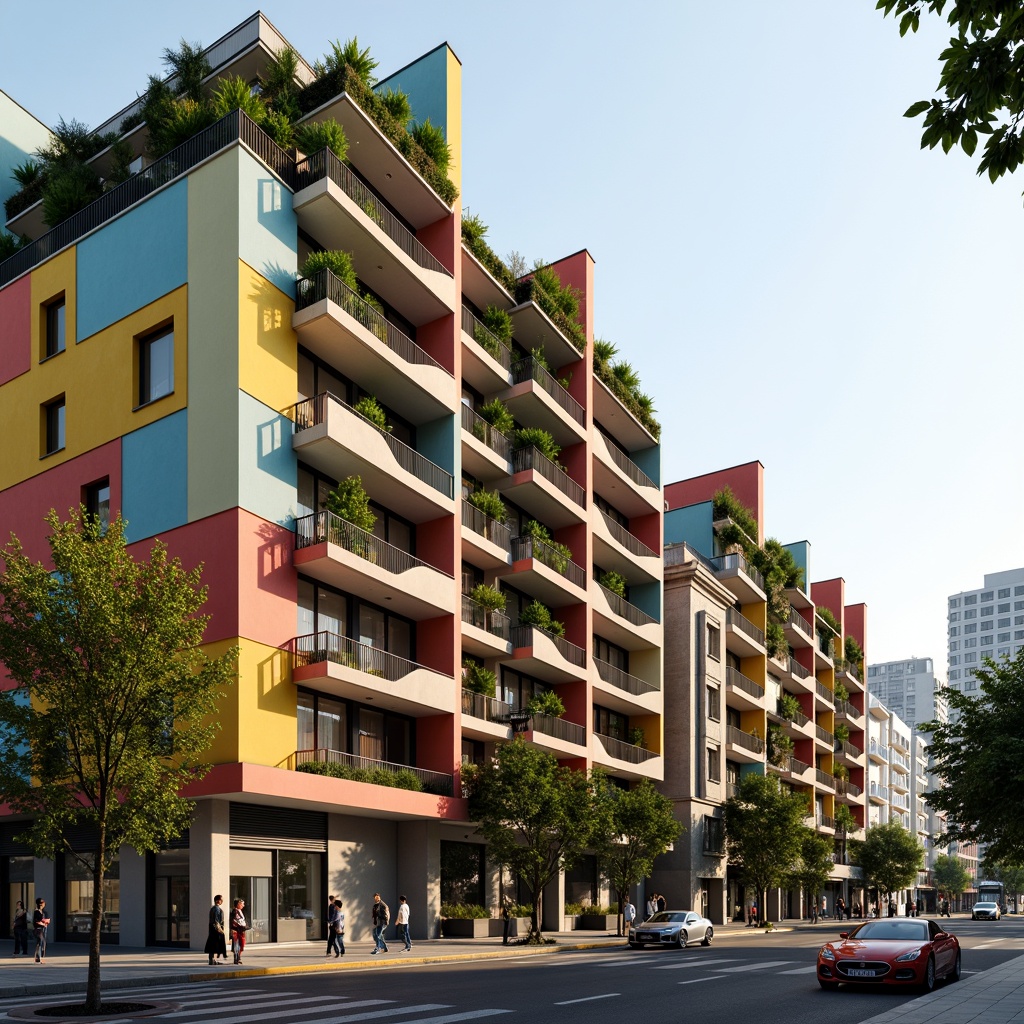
[237,508,297,650]
[0,275,31,387]
[812,578,846,625]
[845,602,867,652]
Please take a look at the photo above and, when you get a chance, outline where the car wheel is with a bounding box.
[949,950,961,983]
[676,929,688,949]
[701,927,713,947]
[818,980,839,991]
[922,956,936,993]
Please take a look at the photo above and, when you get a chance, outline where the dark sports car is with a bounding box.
[816,918,961,991]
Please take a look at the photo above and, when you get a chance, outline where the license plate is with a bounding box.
[847,968,875,978]
[638,934,654,941]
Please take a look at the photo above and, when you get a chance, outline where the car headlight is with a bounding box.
[895,948,923,962]
[819,946,835,961]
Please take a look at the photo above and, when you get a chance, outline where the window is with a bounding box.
[706,747,720,783]
[998,617,1010,628]
[964,594,977,605]
[964,638,976,648]
[44,295,66,358]
[981,635,993,647]
[703,815,725,855]
[706,622,721,661]
[982,591,993,600]
[964,609,976,619]
[138,326,174,406]
[949,641,959,652]
[1016,586,1024,596]
[999,588,1010,599]
[949,598,960,608]
[964,623,977,634]
[949,626,959,637]
[707,684,721,722]
[1015,630,1024,640]
[84,479,111,534]
[981,606,994,617]
[43,396,65,455]
[998,603,1010,613]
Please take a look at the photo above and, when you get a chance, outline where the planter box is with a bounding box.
[562,915,579,931]
[577,914,618,930]
[487,916,530,938]
[441,918,490,938]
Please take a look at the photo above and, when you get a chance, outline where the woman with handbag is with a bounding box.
[230,898,247,964]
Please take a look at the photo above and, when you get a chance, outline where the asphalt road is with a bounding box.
[1,917,1021,1024]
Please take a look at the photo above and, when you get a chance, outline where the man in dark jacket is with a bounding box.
[204,895,227,965]
[326,899,345,957]
[371,893,390,954]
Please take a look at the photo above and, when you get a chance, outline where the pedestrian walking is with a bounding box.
[810,898,819,924]
[12,900,28,956]
[656,893,666,913]
[645,893,656,919]
[371,893,390,954]
[205,894,227,965]
[230,898,247,964]
[501,896,512,946]
[397,895,412,951]
[32,898,50,964]
[326,899,345,957]
[622,898,636,941]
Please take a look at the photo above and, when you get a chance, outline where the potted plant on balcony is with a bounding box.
[462,659,497,698]
[833,762,849,782]
[468,583,506,636]
[324,476,376,559]
[834,681,850,704]
[525,689,565,719]
[298,248,358,298]
[628,726,646,749]
[522,520,572,574]
[778,693,802,722]
[475,398,514,444]
[767,725,793,768]
[473,305,512,359]
[519,599,565,638]
[467,487,506,525]
[834,723,850,746]
[599,570,627,599]
[513,426,563,468]
[765,622,787,659]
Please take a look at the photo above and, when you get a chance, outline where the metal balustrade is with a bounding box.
[511,447,585,508]
[835,698,861,719]
[835,778,863,798]
[726,607,765,646]
[596,733,659,764]
[291,747,452,796]
[461,688,510,724]
[785,756,811,775]
[461,306,512,371]
[837,739,863,759]
[710,552,766,592]
[460,596,511,640]
[787,606,813,635]
[461,499,512,552]
[778,700,809,727]
[289,393,454,498]
[788,656,811,680]
[461,403,512,461]
[597,509,657,559]
[292,630,447,684]
[510,535,586,588]
[510,356,585,426]
[530,712,586,746]
[597,584,659,627]
[726,666,764,699]
[815,724,835,746]
[510,624,587,667]
[594,658,660,695]
[815,680,835,703]
[726,725,764,754]
[294,148,451,277]
[296,269,448,372]
[597,433,657,490]
[816,769,836,788]
[817,814,835,829]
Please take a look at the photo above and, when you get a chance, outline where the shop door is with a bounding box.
[230,876,272,943]
[154,876,190,945]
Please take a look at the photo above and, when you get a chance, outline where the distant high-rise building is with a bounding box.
[866,657,946,730]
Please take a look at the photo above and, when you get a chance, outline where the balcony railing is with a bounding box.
[815,768,835,789]
[461,403,512,462]
[787,607,813,636]
[837,739,863,759]
[291,746,452,797]
[777,701,810,727]
[510,356,585,426]
[530,711,586,746]
[710,552,765,592]
[2,110,292,288]
[597,584,659,627]
[461,688,511,725]
[511,447,585,508]
[835,778,863,798]
[461,595,511,641]
[834,656,862,682]
[296,269,448,372]
[595,733,659,764]
[726,725,764,755]
[290,393,454,498]
[292,630,447,684]
[295,511,450,581]
[783,756,811,776]
[461,306,512,371]
[869,739,890,760]
[788,656,811,680]
[726,607,765,646]
[817,814,835,829]
[510,624,587,668]
[817,727,836,747]
[294,147,451,277]
[726,666,764,699]
[891,752,911,770]
[597,509,657,559]
[511,535,586,589]
[817,632,835,659]
[815,680,835,704]
[594,658,660,696]
[461,499,512,552]
[726,782,740,799]
[869,782,890,800]
[597,433,657,490]
[835,698,861,719]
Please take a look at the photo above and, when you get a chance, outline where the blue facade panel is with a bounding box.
[122,410,188,542]
[377,44,449,136]
[237,150,297,296]
[783,540,811,596]
[665,501,714,559]
[76,182,188,342]
[239,390,297,528]
[632,444,661,487]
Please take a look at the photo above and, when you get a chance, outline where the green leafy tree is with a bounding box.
[854,821,923,901]
[922,654,1024,860]
[467,740,604,942]
[789,828,835,911]
[834,802,858,867]
[0,510,236,1012]
[594,778,682,936]
[324,475,376,533]
[724,773,809,925]
[932,852,971,906]
[981,856,1024,909]
[876,1,1024,190]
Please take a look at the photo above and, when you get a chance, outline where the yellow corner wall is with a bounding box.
[237,261,296,413]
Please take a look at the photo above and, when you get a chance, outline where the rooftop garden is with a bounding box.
[592,339,660,440]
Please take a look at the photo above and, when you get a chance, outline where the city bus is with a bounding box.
[977,880,1006,912]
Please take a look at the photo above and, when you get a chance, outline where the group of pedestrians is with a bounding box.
[644,893,667,918]
[10,897,50,963]
[204,894,249,966]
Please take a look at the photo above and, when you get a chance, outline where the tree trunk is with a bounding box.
[85,841,105,1012]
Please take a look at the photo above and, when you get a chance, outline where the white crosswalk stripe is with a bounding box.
[778,966,818,975]
[161,994,345,1020]
[712,960,796,972]
[315,1006,455,1024]
[372,1012,511,1024]
[651,957,738,970]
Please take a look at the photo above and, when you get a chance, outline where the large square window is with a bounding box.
[139,326,174,406]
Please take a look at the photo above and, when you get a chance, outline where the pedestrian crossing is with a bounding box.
[510,950,812,980]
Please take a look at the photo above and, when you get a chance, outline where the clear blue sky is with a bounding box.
[4,0,1022,672]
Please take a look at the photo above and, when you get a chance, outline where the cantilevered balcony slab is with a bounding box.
[293,270,455,424]
[725,724,765,765]
[591,583,661,651]
[497,536,588,609]
[497,357,586,449]
[592,431,661,518]
[725,667,765,712]
[783,606,815,649]
[292,632,455,717]
[725,608,766,659]
[295,512,455,621]
[460,596,512,659]
[592,733,662,781]
[507,299,582,371]
[592,508,660,585]
[592,374,659,453]
[460,500,512,571]
[461,246,514,314]
[777,655,815,695]
[591,659,661,717]
[524,713,588,758]
[290,393,455,524]
[509,624,587,685]
[461,403,512,481]
[500,447,586,529]
[460,689,513,743]
[461,306,513,394]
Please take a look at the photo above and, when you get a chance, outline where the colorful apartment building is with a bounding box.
[654,461,867,923]
[0,13,663,948]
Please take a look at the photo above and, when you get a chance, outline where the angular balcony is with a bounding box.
[461,403,513,480]
[593,733,662,781]
[461,688,513,743]
[502,446,586,529]
[709,552,766,605]
[461,243,514,315]
[497,535,588,608]
[890,771,910,794]
[834,778,863,802]
[592,658,662,716]
[526,711,587,757]
[293,148,456,324]
[725,725,765,765]
[815,724,835,749]
[592,371,659,452]
[509,624,587,684]
[290,747,454,797]
[769,754,812,782]
[868,782,889,804]
[814,626,836,667]
[294,269,455,423]
[292,631,455,716]
[290,393,455,523]
[592,430,661,518]
[460,499,512,570]
[592,583,661,651]
[815,768,836,790]
[725,607,766,658]
[784,606,814,648]
[461,305,513,394]
[834,656,864,691]
[782,655,815,694]
[773,701,812,741]
[460,595,512,659]
[507,289,582,371]
[868,739,889,763]
[890,731,910,754]
[835,698,863,724]
[725,667,765,711]
[592,508,660,585]
[834,739,863,765]
[498,356,585,448]
[815,679,835,707]
[294,511,455,620]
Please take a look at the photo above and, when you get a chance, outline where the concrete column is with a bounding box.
[118,846,147,947]
[33,857,56,917]
[189,800,230,950]
[397,820,439,939]
[541,869,564,932]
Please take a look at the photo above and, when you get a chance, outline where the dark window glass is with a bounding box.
[139,327,174,405]
[85,479,110,534]
[44,398,65,455]
[45,298,66,357]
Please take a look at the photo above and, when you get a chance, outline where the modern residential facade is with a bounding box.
[0,13,663,948]
[653,461,868,923]
[866,657,947,731]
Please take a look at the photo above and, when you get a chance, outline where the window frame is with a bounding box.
[137,324,175,408]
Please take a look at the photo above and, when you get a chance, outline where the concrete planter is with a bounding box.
[487,916,530,938]
[577,914,618,930]
[441,918,490,938]
[562,915,579,931]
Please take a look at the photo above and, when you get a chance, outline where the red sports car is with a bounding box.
[816,918,961,992]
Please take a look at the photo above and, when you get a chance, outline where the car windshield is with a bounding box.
[975,903,997,909]
[648,912,687,923]
[848,921,929,941]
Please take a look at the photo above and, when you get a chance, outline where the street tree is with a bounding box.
[834,802,858,869]
[788,828,835,913]
[876,1,1024,190]
[932,852,971,909]
[0,510,237,1013]
[724,772,808,925]
[922,653,1024,861]
[594,777,682,936]
[855,821,923,905]
[466,738,603,943]
[980,856,1024,909]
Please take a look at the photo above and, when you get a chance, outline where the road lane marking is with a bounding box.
[712,960,795,972]
[318,1007,455,1024]
[677,976,724,985]
[165,1000,393,1024]
[651,958,739,970]
[778,966,818,974]
[163,996,344,1019]
[382,1013,511,1024]
[554,994,620,1005]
